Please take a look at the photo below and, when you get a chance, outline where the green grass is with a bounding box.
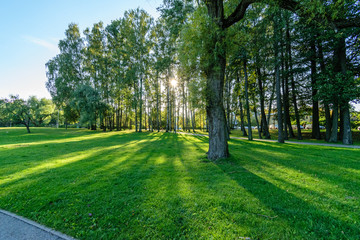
[0,127,359,239]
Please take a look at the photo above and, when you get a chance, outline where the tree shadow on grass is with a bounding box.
[218,139,360,239]
[0,132,144,180]
[2,132,360,239]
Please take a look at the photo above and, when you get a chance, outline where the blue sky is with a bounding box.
[0,0,160,99]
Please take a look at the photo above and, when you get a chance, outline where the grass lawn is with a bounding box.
[0,127,359,239]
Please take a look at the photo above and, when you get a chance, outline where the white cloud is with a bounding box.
[23,36,59,52]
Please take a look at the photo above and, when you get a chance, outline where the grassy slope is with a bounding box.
[0,128,359,239]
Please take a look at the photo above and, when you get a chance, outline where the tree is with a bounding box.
[28,96,55,126]
[3,96,33,133]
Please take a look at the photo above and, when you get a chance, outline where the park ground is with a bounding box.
[0,128,359,239]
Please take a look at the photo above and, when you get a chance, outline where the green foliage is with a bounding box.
[71,85,106,127]
[317,68,360,106]
[28,96,56,126]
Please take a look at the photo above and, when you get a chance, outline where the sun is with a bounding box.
[170,79,177,87]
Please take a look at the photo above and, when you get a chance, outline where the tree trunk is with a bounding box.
[342,105,353,144]
[280,35,288,140]
[325,104,331,141]
[191,109,195,133]
[182,80,185,131]
[310,38,321,139]
[134,82,138,132]
[244,57,253,141]
[318,36,329,141]
[139,77,143,132]
[274,14,284,143]
[156,72,160,132]
[116,105,120,131]
[329,104,338,142]
[166,74,170,132]
[284,35,294,138]
[267,76,276,129]
[120,108,122,131]
[253,103,261,139]
[225,72,231,136]
[203,0,231,160]
[24,121,31,133]
[335,36,353,145]
[237,68,247,136]
[257,66,270,139]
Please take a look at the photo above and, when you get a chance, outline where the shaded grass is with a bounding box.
[0,127,359,239]
[183,129,360,145]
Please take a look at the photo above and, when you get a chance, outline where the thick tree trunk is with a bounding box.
[342,105,353,144]
[203,0,231,160]
[336,36,353,145]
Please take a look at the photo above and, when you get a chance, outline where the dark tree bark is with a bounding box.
[335,36,353,145]
[256,66,270,139]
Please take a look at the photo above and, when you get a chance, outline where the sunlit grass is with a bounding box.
[0,127,359,239]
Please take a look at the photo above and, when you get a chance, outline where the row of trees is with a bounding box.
[0,96,56,133]
[46,0,360,160]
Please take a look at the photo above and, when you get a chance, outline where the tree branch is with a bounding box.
[275,0,360,29]
[223,0,255,29]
